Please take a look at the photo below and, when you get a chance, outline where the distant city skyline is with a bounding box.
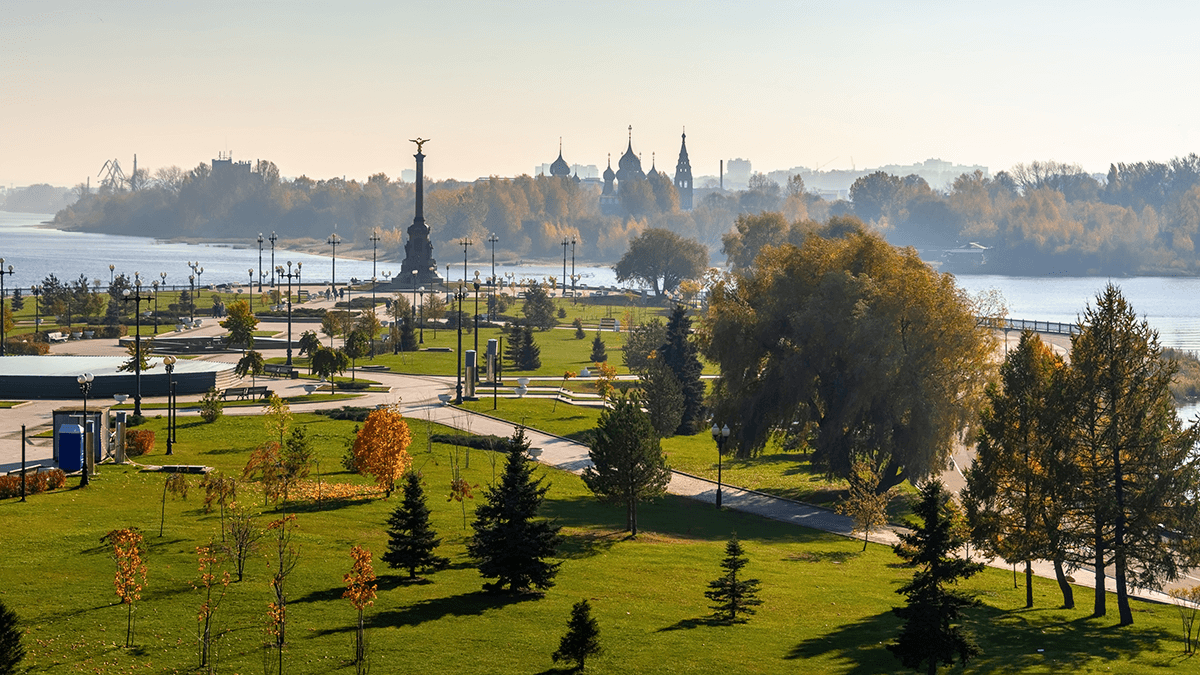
[4,1,1200,188]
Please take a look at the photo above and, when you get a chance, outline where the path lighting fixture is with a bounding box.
[0,260,12,357]
[248,269,255,311]
[109,264,115,284]
[454,285,467,403]
[163,355,177,455]
[488,233,499,318]
[269,231,278,288]
[418,286,425,344]
[278,262,300,366]
[570,235,577,302]
[711,423,730,508]
[77,372,94,487]
[151,280,160,333]
[327,230,341,292]
[188,275,196,322]
[257,233,265,293]
[123,281,153,417]
[562,237,570,295]
[31,284,42,341]
[473,275,481,371]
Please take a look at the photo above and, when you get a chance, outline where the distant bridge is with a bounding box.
[976,316,1081,337]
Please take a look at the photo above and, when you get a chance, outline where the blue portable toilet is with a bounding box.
[59,424,84,473]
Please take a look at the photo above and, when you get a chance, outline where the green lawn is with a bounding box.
[1,410,1195,673]
[0,401,24,408]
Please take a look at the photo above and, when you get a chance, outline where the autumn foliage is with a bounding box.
[351,406,413,497]
[102,527,147,647]
[343,545,377,671]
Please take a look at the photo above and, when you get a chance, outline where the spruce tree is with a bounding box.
[582,393,671,536]
[659,304,705,434]
[573,317,585,339]
[704,534,762,623]
[467,427,561,593]
[382,472,449,579]
[504,323,523,368]
[552,599,602,672]
[590,333,607,362]
[519,325,542,371]
[0,599,25,675]
[399,312,418,352]
[888,480,984,674]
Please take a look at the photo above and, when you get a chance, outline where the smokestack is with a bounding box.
[720,160,723,190]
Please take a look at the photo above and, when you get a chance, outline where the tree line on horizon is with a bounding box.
[44,152,1200,275]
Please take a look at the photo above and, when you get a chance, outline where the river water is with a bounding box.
[2,210,1197,350]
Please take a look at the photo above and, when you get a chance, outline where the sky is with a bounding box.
[3,0,1200,188]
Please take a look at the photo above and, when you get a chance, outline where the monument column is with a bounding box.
[398,138,441,286]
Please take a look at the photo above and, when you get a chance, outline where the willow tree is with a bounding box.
[701,224,992,491]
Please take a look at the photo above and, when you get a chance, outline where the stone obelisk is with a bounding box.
[399,138,441,286]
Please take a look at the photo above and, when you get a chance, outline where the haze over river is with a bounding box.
[3,211,1198,353]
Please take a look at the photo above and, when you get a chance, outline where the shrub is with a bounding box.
[0,469,65,499]
[429,433,507,451]
[99,324,128,339]
[4,336,49,355]
[126,429,155,457]
[335,381,371,391]
[573,318,585,339]
[557,307,567,319]
[318,406,372,422]
[199,387,223,423]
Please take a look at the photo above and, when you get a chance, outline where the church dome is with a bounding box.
[616,126,645,182]
[549,140,570,177]
[603,158,616,182]
[647,152,659,179]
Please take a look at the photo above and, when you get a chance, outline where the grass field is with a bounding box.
[0,410,1194,674]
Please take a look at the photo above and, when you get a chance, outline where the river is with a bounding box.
[2,211,1197,350]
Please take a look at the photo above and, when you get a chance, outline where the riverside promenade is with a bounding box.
[0,317,1181,607]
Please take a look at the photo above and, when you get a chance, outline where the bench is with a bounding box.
[6,464,42,476]
[297,290,310,302]
[263,364,295,378]
[221,386,272,401]
[46,331,67,343]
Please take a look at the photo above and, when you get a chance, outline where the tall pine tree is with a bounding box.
[382,472,449,579]
[1063,284,1200,625]
[659,304,705,434]
[889,480,984,674]
[467,427,561,593]
[582,393,671,536]
[704,534,762,623]
[0,599,25,675]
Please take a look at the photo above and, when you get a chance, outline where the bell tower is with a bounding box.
[674,129,693,211]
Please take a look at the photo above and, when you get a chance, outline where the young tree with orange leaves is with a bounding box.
[102,527,147,648]
[194,542,230,671]
[343,546,377,673]
[351,405,413,497]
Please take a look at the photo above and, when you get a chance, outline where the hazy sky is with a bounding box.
[3,1,1199,188]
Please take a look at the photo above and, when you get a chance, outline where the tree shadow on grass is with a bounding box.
[557,529,624,560]
[531,667,577,675]
[656,616,724,632]
[787,602,1183,674]
[274,497,373,514]
[202,446,252,455]
[783,549,860,564]
[313,590,537,635]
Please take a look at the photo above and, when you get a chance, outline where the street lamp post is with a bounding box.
[159,271,167,305]
[0,260,12,357]
[248,269,255,311]
[710,424,730,507]
[327,231,341,297]
[188,275,195,322]
[488,233,499,319]
[418,287,425,344]
[571,235,577,302]
[370,229,381,308]
[454,285,466,403]
[77,372,94,487]
[473,275,481,363]
[257,233,264,293]
[31,284,41,342]
[269,231,277,288]
[163,355,176,455]
[278,262,299,366]
[123,281,153,418]
[109,264,115,284]
[151,281,160,333]
[561,238,570,296]
[460,238,473,292]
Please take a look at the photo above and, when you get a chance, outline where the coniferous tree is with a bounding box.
[639,360,685,438]
[399,313,418,352]
[590,333,607,362]
[504,323,523,368]
[552,599,602,672]
[382,472,449,579]
[467,427,562,593]
[1063,284,1200,625]
[888,480,984,674]
[582,393,671,536]
[704,534,762,623]
[0,599,25,675]
[573,317,585,339]
[659,304,705,434]
[519,325,542,371]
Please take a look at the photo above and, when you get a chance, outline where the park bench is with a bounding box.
[46,332,67,343]
[263,364,295,378]
[297,290,310,302]
[221,386,272,401]
[6,464,42,476]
